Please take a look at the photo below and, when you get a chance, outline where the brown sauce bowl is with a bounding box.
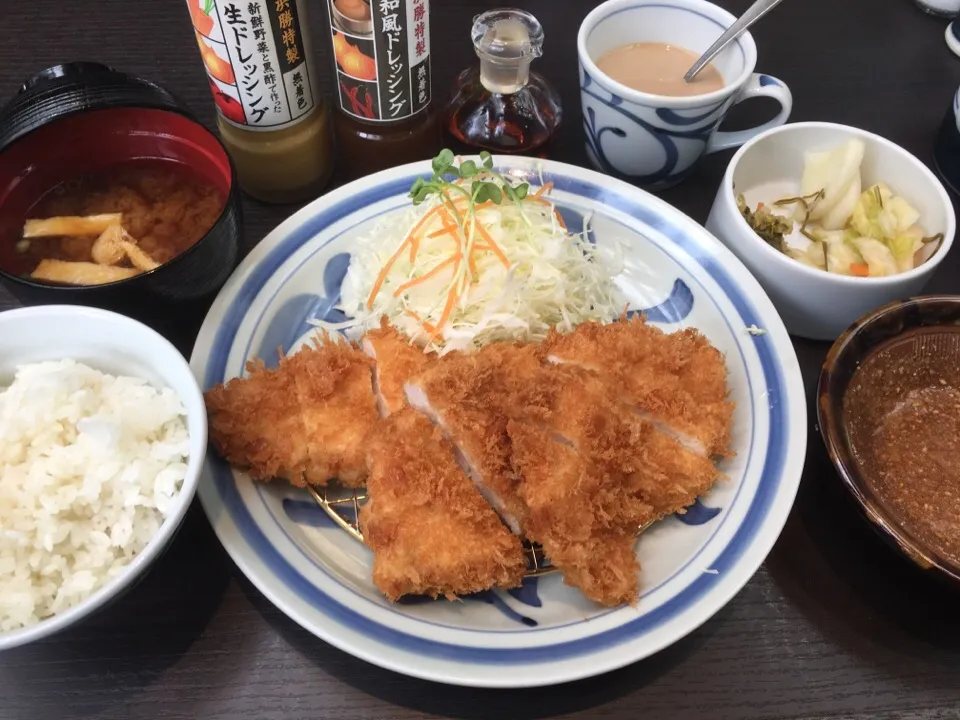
[818,295,960,585]
[0,77,241,331]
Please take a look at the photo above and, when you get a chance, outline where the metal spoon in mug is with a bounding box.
[683,0,786,83]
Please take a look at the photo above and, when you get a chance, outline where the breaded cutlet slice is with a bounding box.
[546,528,641,608]
[205,358,310,485]
[361,319,434,416]
[504,360,723,521]
[205,335,378,488]
[360,408,527,601]
[508,420,654,606]
[284,334,379,487]
[403,344,539,535]
[542,317,735,457]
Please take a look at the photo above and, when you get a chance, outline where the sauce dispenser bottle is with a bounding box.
[323,0,442,179]
[446,9,562,155]
[184,0,335,203]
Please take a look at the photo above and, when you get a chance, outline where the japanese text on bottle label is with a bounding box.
[327,0,431,123]
[186,0,316,130]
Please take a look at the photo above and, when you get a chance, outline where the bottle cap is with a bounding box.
[471,9,544,94]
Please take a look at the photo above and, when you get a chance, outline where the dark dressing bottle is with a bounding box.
[446,9,562,155]
[324,0,442,179]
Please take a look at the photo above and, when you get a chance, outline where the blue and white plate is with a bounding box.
[190,157,806,688]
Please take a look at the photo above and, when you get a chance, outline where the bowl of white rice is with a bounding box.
[0,305,206,650]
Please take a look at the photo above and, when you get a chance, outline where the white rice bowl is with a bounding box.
[0,359,190,632]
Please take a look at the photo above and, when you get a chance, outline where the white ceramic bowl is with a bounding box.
[0,305,207,651]
[706,122,956,340]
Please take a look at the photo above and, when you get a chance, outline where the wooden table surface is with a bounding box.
[3,1,960,718]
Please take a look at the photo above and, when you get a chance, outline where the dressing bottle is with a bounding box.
[446,9,562,154]
[184,0,334,203]
[324,0,442,179]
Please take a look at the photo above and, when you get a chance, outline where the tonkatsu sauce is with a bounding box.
[843,326,960,564]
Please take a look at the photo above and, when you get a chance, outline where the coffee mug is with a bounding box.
[577,0,793,188]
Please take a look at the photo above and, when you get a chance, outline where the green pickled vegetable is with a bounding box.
[737,194,792,252]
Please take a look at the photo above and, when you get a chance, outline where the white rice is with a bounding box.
[0,359,189,632]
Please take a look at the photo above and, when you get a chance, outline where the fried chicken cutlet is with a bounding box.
[205,334,379,487]
[360,408,527,601]
[542,317,734,457]
[508,420,655,606]
[361,319,434,416]
[404,344,538,535]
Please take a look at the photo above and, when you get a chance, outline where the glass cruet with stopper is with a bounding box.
[446,8,562,154]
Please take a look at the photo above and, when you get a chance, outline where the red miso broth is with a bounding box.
[6,158,224,278]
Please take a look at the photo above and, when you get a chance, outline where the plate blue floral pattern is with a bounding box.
[191,157,806,687]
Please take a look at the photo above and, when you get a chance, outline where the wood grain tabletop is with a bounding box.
[2,1,960,718]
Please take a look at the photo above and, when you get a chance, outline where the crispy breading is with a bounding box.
[504,360,723,520]
[542,317,735,457]
[544,528,641,607]
[284,335,379,487]
[508,420,654,605]
[361,319,434,416]
[204,334,378,488]
[404,344,540,535]
[360,408,527,601]
[205,357,311,485]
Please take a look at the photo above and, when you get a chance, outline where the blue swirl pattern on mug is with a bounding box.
[580,72,729,186]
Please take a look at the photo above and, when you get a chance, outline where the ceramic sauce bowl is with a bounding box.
[818,295,960,584]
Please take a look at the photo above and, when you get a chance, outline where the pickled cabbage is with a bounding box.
[801,139,865,228]
[741,139,939,278]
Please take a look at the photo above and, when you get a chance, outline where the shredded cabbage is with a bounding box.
[335,183,625,354]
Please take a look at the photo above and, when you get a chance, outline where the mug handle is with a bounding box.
[706,74,793,154]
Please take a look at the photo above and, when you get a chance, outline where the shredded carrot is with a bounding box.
[554,210,567,230]
[432,287,460,339]
[473,222,510,268]
[427,222,459,239]
[409,208,454,261]
[850,263,870,277]
[533,181,554,198]
[406,205,445,240]
[405,308,435,334]
[399,207,442,274]
[368,204,458,308]
[373,183,526,335]
[393,255,459,296]
[367,237,412,309]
